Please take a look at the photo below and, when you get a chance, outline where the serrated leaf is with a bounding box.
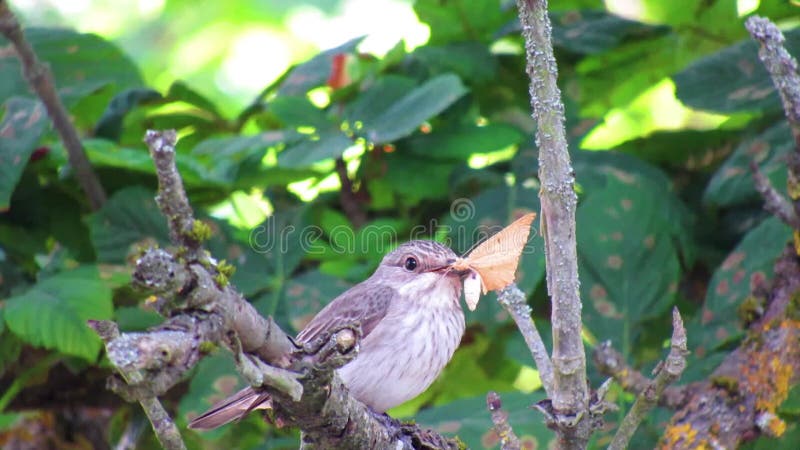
[577,176,684,349]
[2,266,113,361]
[687,217,791,358]
[704,121,792,207]
[0,98,48,210]
[415,391,552,449]
[360,74,468,144]
[87,186,170,263]
[673,29,800,113]
[0,28,143,105]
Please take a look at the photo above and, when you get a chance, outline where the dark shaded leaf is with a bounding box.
[687,217,791,359]
[277,130,353,168]
[94,88,162,140]
[415,391,552,449]
[407,123,524,160]
[277,37,364,96]
[414,0,511,45]
[673,29,800,113]
[0,98,48,210]
[704,121,792,208]
[87,186,170,263]
[0,28,144,105]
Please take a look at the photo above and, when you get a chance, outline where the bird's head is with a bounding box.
[374,240,468,296]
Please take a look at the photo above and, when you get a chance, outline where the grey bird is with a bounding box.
[189,240,467,430]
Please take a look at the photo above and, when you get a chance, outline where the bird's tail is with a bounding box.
[188,386,271,430]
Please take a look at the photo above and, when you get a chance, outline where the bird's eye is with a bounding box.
[404,257,418,271]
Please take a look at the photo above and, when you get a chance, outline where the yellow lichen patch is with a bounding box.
[660,422,704,449]
[768,415,787,437]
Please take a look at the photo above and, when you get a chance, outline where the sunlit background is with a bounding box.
[14,0,764,151]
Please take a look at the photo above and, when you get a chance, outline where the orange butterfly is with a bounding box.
[452,212,536,310]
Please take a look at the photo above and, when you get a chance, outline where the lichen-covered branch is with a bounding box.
[497,285,554,396]
[746,16,800,229]
[89,321,187,450]
[514,0,590,446]
[660,247,800,448]
[486,391,521,450]
[92,129,458,450]
[608,308,688,450]
[0,1,106,210]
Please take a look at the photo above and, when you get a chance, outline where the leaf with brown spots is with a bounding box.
[0,98,47,210]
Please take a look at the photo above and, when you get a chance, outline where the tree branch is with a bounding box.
[750,161,800,228]
[746,16,800,228]
[514,0,590,446]
[608,308,688,450]
[92,129,459,449]
[487,391,521,450]
[497,285,554,396]
[0,1,106,210]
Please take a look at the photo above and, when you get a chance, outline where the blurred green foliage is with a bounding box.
[1,0,800,448]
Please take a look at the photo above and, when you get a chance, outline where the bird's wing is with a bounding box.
[295,282,394,345]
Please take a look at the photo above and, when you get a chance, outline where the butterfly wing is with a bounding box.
[465,212,536,293]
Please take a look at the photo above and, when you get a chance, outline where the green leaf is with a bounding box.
[0,28,144,105]
[704,121,792,208]
[409,43,498,83]
[2,266,113,361]
[381,152,454,204]
[360,74,468,144]
[551,10,669,55]
[165,81,222,117]
[269,96,331,128]
[180,352,241,432]
[343,75,417,123]
[687,217,791,358]
[0,98,48,210]
[406,123,524,160]
[277,37,364,96]
[284,270,351,334]
[576,176,684,349]
[415,391,552,449]
[94,88,163,141]
[67,139,228,187]
[673,29,800,113]
[414,0,512,45]
[277,130,353,168]
[87,186,170,263]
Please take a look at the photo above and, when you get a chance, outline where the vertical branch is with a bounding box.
[514,0,589,446]
[0,1,106,210]
[487,391,522,450]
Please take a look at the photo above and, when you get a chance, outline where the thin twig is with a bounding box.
[335,158,367,228]
[515,0,589,445]
[593,342,689,410]
[487,391,521,450]
[497,285,554,396]
[750,161,800,227]
[608,308,689,450]
[0,1,106,210]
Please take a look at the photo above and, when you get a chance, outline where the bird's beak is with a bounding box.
[443,259,470,278]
